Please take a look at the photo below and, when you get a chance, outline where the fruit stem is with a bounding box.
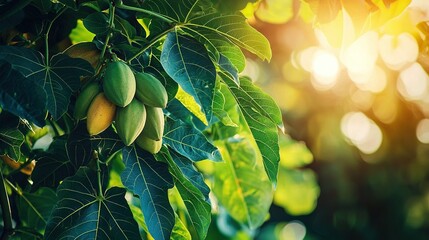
[0,171,13,240]
[127,26,175,63]
[98,3,116,71]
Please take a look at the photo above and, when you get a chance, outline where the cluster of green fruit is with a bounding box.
[73,61,168,154]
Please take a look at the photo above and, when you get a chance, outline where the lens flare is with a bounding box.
[397,62,429,100]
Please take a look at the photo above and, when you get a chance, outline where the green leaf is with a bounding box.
[184,13,272,61]
[171,213,192,240]
[161,32,216,121]
[0,61,46,126]
[158,148,211,239]
[121,146,175,240]
[115,16,137,42]
[0,128,25,161]
[164,118,221,162]
[31,138,75,190]
[0,46,94,120]
[166,99,206,131]
[212,81,239,128]
[17,187,57,232]
[213,138,273,229]
[222,74,282,184]
[218,54,239,83]
[143,0,213,23]
[83,12,109,35]
[45,167,140,239]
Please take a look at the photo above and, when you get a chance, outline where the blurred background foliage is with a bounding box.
[207,0,429,239]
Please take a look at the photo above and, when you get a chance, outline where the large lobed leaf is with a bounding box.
[142,0,213,23]
[0,61,47,127]
[157,148,211,239]
[121,146,175,240]
[45,167,140,239]
[213,138,273,229]
[222,74,282,184]
[0,127,25,161]
[163,118,221,162]
[185,13,272,61]
[0,46,93,120]
[161,32,216,122]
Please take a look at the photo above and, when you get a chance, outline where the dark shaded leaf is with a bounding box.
[45,167,140,239]
[0,46,94,120]
[17,188,57,232]
[0,61,46,126]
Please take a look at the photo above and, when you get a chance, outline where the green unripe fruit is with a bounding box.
[74,82,100,120]
[135,134,162,154]
[115,99,147,146]
[141,106,164,141]
[103,61,136,107]
[135,72,168,108]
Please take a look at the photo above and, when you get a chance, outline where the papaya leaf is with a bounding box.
[184,13,272,61]
[16,187,57,232]
[158,148,211,239]
[218,54,239,83]
[83,12,109,35]
[166,98,206,131]
[0,46,94,120]
[121,146,175,240]
[213,138,273,229]
[161,32,216,122]
[221,73,282,184]
[212,81,239,128]
[0,61,46,127]
[142,0,214,23]
[163,118,221,162]
[31,138,75,190]
[45,167,140,240]
[171,213,192,240]
[182,25,246,71]
[0,127,25,161]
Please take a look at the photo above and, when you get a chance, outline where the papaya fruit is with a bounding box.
[134,72,168,108]
[135,134,162,154]
[87,92,116,135]
[115,99,147,146]
[74,82,100,120]
[1,155,35,176]
[103,61,136,107]
[141,106,164,141]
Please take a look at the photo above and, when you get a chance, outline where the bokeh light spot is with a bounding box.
[341,112,383,154]
[379,33,418,71]
[280,221,306,240]
[416,119,429,143]
[397,62,429,100]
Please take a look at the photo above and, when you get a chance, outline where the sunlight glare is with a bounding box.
[342,31,379,75]
[311,49,340,88]
[341,112,383,154]
[397,63,429,100]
